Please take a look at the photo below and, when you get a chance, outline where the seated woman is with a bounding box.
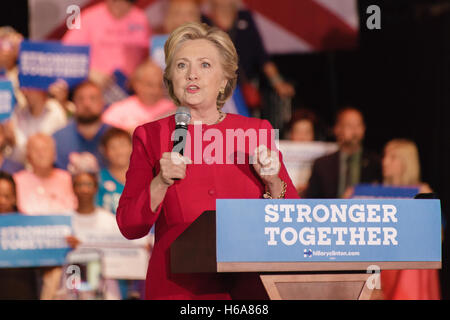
[380,138,440,300]
[0,171,39,299]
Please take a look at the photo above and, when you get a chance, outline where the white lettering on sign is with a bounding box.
[264,203,398,246]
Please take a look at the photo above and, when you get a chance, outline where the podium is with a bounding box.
[171,199,442,300]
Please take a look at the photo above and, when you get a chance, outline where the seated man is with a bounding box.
[102,60,175,134]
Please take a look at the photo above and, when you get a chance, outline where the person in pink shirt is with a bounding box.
[62,0,151,88]
[102,60,176,133]
[14,133,77,215]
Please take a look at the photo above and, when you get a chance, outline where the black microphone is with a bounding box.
[172,106,191,156]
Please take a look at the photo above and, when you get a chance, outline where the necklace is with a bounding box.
[214,110,226,124]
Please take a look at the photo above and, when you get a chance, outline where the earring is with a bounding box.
[219,88,225,95]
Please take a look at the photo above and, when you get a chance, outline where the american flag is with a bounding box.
[29,0,359,53]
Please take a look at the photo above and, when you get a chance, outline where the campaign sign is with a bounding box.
[216,199,441,263]
[18,40,90,90]
[0,80,16,121]
[103,69,130,105]
[352,184,420,199]
[0,214,72,268]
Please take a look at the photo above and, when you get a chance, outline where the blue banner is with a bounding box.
[0,214,72,268]
[352,184,420,199]
[0,80,16,121]
[18,40,90,90]
[216,199,441,263]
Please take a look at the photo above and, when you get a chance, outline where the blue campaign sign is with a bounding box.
[216,199,441,263]
[0,214,72,268]
[352,183,420,199]
[0,80,16,121]
[18,40,90,90]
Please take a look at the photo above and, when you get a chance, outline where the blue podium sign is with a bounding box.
[216,199,441,264]
[0,214,72,268]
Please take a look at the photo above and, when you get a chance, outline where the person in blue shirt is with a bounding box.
[53,80,110,170]
[96,127,131,214]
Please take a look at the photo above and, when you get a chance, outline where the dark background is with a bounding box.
[2,0,449,298]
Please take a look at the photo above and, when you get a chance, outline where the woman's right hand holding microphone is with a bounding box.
[150,152,191,211]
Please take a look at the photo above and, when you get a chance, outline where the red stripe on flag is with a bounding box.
[243,0,358,50]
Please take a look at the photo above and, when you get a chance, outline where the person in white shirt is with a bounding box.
[64,154,151,300]
[9,88,67,163]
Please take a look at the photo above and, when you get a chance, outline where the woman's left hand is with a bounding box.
[252,145,281,188]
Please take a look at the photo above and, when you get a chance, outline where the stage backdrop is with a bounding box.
[28,0,359,54]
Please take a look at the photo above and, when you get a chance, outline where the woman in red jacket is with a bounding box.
[116,22,299,300]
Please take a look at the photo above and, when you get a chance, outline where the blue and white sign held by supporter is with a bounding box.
[0,214,72,268]
[351,183,420,199]
[0,80,16,121]
[18,40,90,90]
[150,34,250,117]
[216,199,441,263]
[103,69,131,106]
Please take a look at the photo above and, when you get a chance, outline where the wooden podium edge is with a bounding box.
[217,261,441,273]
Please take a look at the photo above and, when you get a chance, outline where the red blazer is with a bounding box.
[116,113,299,299]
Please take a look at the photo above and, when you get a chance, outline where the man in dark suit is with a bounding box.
[303,107,381,198]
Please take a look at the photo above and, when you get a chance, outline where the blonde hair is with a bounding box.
[163,22,238,107]
[383,138,421,185]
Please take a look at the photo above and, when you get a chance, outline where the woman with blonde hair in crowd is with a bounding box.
[380,138,440,300]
